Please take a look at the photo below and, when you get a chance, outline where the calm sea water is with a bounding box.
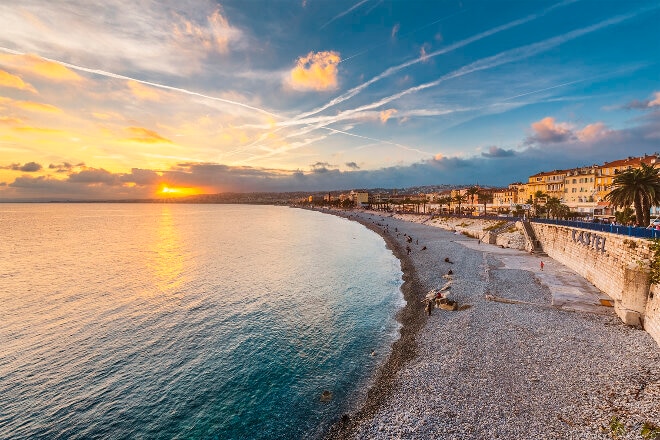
[0,204,403,439]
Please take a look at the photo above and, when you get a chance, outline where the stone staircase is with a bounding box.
[491,220,516,235]
[521,220,546,255]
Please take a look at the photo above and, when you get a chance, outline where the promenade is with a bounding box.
[324,210,659,440]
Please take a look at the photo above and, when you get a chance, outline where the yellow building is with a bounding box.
[493,183,525,211]
[563,166,598,215]
[351,191,369,206]
[595,154,660,203]
[525,169,566,202]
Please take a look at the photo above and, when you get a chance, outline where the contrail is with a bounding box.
[296,0,579,122]
[231,6,649,162]
[499,65,644,102]
[500,79,589,101]
[321,126,434,156]
[320,0,371,30]
[0,47,284,120]
[290,7,650,130]
[340,8,469,64]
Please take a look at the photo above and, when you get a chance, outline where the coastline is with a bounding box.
[317,208,660,439]
[319,209,429,439]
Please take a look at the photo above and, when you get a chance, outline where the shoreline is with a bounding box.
[316,208,659,439]
[320,209,429,439]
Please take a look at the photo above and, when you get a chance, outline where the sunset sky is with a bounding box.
[1,0,659,199]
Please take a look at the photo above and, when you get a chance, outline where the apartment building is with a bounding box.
[525,169,566,202]
[563,165,598,215]
[492,183,525,212]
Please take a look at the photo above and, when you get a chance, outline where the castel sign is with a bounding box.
[571,230,606,252]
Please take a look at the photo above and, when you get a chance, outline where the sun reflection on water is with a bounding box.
[147,206,186,294]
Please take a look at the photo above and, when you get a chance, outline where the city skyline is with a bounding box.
[1,0,659,199]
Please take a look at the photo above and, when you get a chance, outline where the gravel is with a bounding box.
[322,210,660,440]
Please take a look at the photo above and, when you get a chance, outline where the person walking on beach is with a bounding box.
[425,299,433,316]
[540,261,544,271]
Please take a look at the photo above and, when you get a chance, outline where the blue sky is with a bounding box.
[0,0,659,199]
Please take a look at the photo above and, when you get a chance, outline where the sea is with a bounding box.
[0,204,404,440]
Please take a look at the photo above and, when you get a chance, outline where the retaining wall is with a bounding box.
[531,223,660,346]
[647,286,660,346]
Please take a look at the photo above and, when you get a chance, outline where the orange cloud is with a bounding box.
[14,126,65,134]
[379,109,397,124]
[289,51,341,91]
[0,96,61,113]
[649,91,660,107]
[0,70,37,93]
[529,117,573,143]
[126,126,172,144]
[172,8,239,53]
[577,122,611,142]
[127,81,160,101]
[92,111,123,121]
[0,116,23,125]
[16,100,61,113]
[0,53,83,83]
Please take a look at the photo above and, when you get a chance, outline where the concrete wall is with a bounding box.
[531,223,659,345]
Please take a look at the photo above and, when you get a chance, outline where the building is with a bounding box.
[352,191,369,207]
[493,183,525,212]
[563,166,598,216]
[525,170,566,202]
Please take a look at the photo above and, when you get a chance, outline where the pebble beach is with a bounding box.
[322,209,660,440]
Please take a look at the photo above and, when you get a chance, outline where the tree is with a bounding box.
[545,197,563,219]
[530,190,549,217]
[606,163,660,226]
[513,204,526,217]
[438,196,452,214]
[478,191,494,216]
[466,186,480,206]
[452,194,467,214]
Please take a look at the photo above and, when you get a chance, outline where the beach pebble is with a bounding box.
[323,210,660,440]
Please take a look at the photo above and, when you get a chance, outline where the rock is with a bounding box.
[320,390,333,402]
[437,298,458,311]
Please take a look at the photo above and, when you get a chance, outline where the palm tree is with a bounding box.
[530,190,548,217]
[478,191,494,216]
[606,163,660,226]
[452,194,467,215]
[545,197,562,219]
[438,196,452,214]
[466,186,480,207]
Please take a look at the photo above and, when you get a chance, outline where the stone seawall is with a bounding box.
[531,223,660,345]
[423,217,527,250]
[647,285,660,346]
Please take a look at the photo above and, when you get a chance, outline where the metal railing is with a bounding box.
[424,212,660,239]
[530,218,660,239]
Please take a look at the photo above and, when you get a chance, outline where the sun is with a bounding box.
[157,185,200,197]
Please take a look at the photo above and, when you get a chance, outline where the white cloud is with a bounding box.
[0,0,243,76]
